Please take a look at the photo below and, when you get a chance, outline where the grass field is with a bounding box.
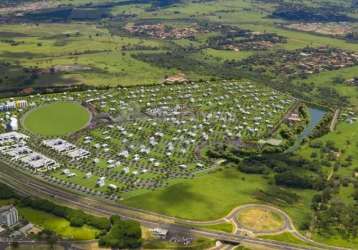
[312,233,358,249]
[295,66,358,109]
[260,232,312,247]
[197,222,234,233]
[123,168,267,220]
[18,207,99,240]
[123,166,315,230]
[22,102,90,136]
[236,207,284,232]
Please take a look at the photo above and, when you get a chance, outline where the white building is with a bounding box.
[0,206,19,227]
[0,132,28,145]
[7,117,18,131]
[97,177,106,187]
[151,228,168,239]
[42,138,90,160]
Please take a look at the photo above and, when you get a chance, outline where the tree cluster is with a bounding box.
[19,197,110,230]
[99,215,142,249]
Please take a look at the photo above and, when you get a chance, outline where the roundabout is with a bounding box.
[235,206,286,233]
[22,102,91,136]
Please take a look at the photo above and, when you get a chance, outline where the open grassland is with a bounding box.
[312,234,358,249]
[23,102,90,136]
[123,167,314,225]
[123,168,267,220]
[0,23,173,87]
[18,207,99,240]
[203,48,253,61]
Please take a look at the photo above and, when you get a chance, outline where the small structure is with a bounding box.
[0,206,19,227]
[7,117,18,131]
[151,228,168,239]
[96,177,106,187]
[287,113,301,123]
[163,73,188,84]
[108,184,117,190]
[19,223,34,235]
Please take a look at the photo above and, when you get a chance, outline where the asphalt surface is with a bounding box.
[0,161,350,250]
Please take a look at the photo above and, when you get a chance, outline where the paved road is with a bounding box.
[0,163,349,250]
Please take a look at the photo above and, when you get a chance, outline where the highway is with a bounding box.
[0,162,348,250]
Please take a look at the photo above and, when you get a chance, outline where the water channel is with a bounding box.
[285,107,327,153]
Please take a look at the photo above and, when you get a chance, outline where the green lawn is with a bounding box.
[311,233,358,249]
[123,167,267,220]
[260,232,312,247]
[197,222,234,233]
[22,102,90,136]
[0,199,16,206]
[123,167,315,231]
[18,207,99,240]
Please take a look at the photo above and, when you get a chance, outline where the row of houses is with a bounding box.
[42,138,90,161]
[0,100,27,112]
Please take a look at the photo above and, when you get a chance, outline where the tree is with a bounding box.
[99,216,141,249]
[275,171,313,189]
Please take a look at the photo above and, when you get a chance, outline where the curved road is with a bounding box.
[0,162,350,250]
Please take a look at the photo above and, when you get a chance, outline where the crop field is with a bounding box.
[0,80,296,200]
